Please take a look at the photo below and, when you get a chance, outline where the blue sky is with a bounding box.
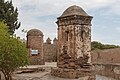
[10,0,120,45]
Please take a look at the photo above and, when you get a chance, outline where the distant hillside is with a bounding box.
[91,41,120,51]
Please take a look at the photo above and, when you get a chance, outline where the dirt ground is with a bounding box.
[12,62,90,80]
[1,62,116,80]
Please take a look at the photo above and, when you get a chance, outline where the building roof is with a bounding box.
[27,29,43,36]
[60,5,89,17]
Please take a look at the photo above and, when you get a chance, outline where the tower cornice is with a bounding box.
[56,15,93,26]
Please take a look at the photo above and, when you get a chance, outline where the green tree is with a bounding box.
[0,0,20,35]
[91,41,103,50]
[91,41,120,50]
[0,21,29,80]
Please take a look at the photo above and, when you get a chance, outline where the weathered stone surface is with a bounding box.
[53,37,58,45]
[93,63,120,80]
[27,29,45,65]
[57,6,92,67]
[60,5,89,17]
[91,48,120,64]
[27,29,43,36]
[51,5,93,79]
[57,6,92,69]
[27,30,58,63]
[51,68,95,79]
[43,43,57,62]
[91,48,120,80]
[46,37,52,44]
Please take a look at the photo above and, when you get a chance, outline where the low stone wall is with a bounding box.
[93,63,120,79]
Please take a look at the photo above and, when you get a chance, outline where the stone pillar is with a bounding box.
[51,5,94,79]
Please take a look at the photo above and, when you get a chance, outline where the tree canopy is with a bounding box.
[0,21,28,80]
[0,0,20,35]
[91,41,120,51]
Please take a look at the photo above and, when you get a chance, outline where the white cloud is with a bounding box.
[12,0,119,16]
[9,0,120,45]
[111,3,120,16]
[116,27,120,32]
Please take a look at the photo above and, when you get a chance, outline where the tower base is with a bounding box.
[51,67,95,79]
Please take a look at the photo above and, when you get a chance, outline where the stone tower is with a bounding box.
[51,5,93,79]
[46,37,51,44]
[27,29,45,65]
[57,5,92,67]
[53,37,58,45]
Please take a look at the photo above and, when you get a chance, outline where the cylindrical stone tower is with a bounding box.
[27,29,45,65]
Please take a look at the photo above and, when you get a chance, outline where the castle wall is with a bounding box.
[91,48,120,64]
[43,43,57,62]
[91,48,120,79]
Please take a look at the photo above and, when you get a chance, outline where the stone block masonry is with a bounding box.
[93,63,120,80]
[27,29,45,65]
[51,5,94,79]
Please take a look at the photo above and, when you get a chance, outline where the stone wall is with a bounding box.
[93,63,120,79]
[91,48,120,79]
[43,43,57,62]
[91,48,120,64]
